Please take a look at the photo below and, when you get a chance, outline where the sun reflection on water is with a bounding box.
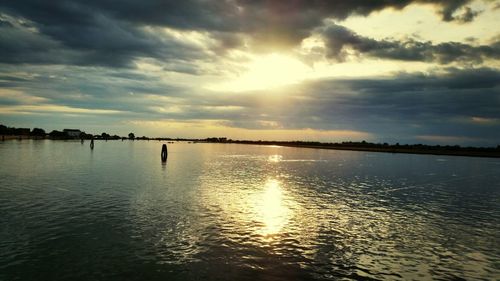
[268,154,283,163]
[255,179,291,236]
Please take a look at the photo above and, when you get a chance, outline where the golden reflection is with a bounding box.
[268,154,283,162]
[255,179,291,236]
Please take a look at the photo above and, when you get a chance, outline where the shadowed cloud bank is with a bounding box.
[0,0,499,145]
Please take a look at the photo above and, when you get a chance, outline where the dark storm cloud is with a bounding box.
[300,68,500,142]
[453,6,481,22]
[2,0,475,31]
[0,18,13,27]
[324,68,500,120]
[1,0,498,145]
[3,62,499,144]
[322,24,500,64]
[197,68,500,144]
[0,0,485,67]
[25,67,500,133]
[0,13,206,68]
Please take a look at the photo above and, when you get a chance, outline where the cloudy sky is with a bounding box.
[1,0,499,145]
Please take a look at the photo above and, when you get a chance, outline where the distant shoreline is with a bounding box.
[267,143,500,158]
[2,135,500,158]
[2,123,499,159]
[197,140,500,158]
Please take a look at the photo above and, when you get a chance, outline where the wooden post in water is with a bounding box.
[90,139,94,150]
[161,144,168,162]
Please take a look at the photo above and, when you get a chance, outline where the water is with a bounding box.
[1,140,499,280]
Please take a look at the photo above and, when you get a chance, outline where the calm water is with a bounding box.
[1,140,499,280]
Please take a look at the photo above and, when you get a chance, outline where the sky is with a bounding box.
[0,0,499,145]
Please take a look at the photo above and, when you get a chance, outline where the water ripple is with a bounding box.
[0,141,499,280]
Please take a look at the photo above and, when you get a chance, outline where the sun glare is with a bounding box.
[208,53,312,92]
[268,154,283,162]
[255,179,291,236]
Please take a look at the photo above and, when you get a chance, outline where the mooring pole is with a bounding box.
[161,144,168,162]
[90,138,94,150]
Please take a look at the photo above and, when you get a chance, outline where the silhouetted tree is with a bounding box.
[49,130,66,139]
[128,133,135,140]
[79,132,93,139]
[0,124,7,134]
[31,128,46,136]
[14,128,30,135]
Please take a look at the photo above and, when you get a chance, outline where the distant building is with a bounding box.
[63,129,82,138]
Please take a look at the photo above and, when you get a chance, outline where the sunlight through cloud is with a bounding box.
[208,53,312,92]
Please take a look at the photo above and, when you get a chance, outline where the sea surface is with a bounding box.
[1,140,499,280]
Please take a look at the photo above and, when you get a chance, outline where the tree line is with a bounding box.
[2,123,499,154]
[0,124,137,140]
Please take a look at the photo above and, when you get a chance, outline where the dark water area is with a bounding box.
[1,140,499,280]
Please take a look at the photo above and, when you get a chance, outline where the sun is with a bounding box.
[208,53,312,92]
